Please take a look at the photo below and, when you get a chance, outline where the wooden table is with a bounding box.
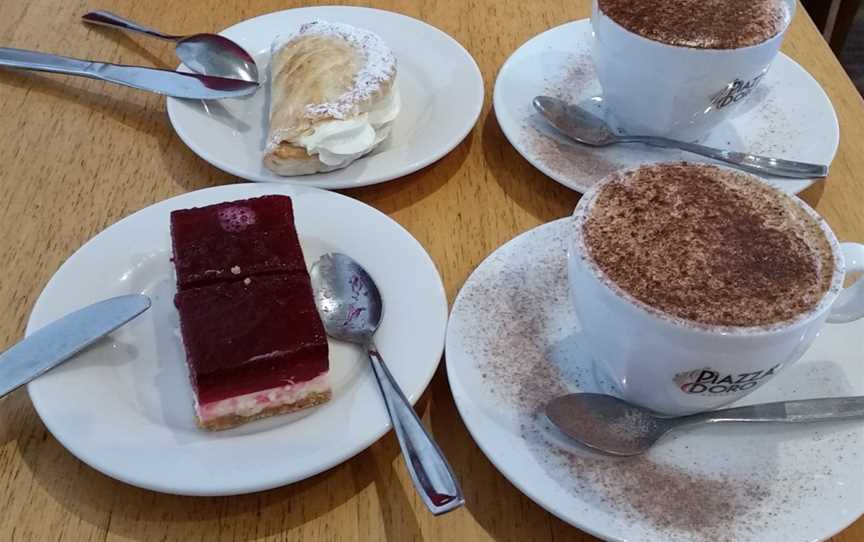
[0,1,862,540]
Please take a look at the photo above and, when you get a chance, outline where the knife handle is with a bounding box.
[0,46,258,99]
[0,47,101,79]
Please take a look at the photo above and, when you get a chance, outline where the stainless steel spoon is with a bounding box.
[533,96,829,179]
[546,393,864,456]
[82,10,258,82]
[309,253,464,516]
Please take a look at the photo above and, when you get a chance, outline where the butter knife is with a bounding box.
[0,47,258,99]
[2,294,151,398]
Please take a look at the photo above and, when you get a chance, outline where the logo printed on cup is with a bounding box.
[674,365,781,395]
[711,73,767,110]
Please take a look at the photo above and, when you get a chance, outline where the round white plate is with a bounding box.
[447,219,864,542]
[167,6,484,189]
[27,183,448,496]
[493,20,839,195]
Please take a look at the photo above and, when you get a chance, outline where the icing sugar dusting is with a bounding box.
[285,20,397,120]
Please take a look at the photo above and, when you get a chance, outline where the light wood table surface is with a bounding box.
[0,1,862,540]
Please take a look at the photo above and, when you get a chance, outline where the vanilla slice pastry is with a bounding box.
[264,20,399,176]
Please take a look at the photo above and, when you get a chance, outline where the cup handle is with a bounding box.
[827,243,864,323]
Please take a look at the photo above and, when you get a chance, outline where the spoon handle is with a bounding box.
[627,135,829,179]
[82,10,181,41]
[366,342,464,515]
[684,396,864,424]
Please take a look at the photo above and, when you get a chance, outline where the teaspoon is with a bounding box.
[309,253,464,516]
[82,10,259,82]
[546,393,864,456]
[533,95,828,179]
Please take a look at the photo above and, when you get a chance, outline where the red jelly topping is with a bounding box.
[174,275,328,404]
[170,196,307,290]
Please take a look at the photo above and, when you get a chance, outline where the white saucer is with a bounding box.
[493,20,839,195]
[166,6,483,189]
[26,183,448,496]
[446,218,863,542]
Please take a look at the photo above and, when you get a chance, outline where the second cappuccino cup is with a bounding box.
[568,162,864,415]
[591,0,796,141]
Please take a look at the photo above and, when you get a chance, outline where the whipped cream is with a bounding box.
[297,87,401,168]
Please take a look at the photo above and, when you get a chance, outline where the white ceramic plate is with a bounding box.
[167,6,484,189]
[447,219,864,542]
[26,183,448,496]
[493,20,839,195]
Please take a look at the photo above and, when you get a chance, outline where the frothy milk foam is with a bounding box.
[597,0,790,50]
[579,163,835,328]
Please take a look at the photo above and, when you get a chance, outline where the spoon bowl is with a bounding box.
[546,393,673,456]
[532,96,616,146]
[175,34,259,82]
[309,253,381,343]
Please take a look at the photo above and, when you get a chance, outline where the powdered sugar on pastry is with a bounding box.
[282,20,397,120]
[264,20,399,176]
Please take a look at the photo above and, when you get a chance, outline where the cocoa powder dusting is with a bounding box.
[598,0,788,49]
[521,53,620,188]
[538,431,770,534]
[523,124,618,187]
[458,223,772,540]
[582,163,835,327]
[544,59,593,103]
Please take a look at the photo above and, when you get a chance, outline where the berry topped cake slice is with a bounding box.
[171,195,331,430]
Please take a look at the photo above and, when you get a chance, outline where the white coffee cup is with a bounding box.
[568,167,864,415]
[591,0,796,142]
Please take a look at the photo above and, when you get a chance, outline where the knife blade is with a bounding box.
[2,294,151,398]
[0,47,259,99]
